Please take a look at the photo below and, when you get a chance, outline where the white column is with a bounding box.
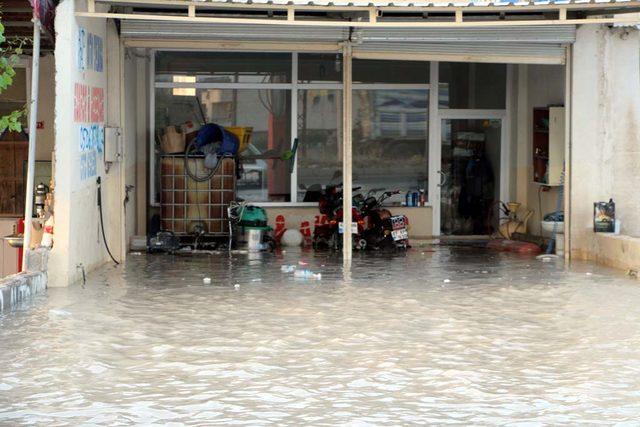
[428,62,440,237]
[342,43,353,260]
[563,45,572,261]
[22,19,42,271]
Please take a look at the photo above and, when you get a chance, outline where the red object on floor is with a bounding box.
[274,215,286,244]
[300,221,312,247]
[17,218,24,271]
[487,239,542,254]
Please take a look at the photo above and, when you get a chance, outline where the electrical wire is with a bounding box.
[96,177,120,265]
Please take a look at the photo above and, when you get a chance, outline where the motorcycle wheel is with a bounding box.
[356,239,367,251]
[312,236,327,250]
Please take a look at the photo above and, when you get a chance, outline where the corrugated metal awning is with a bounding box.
[133,0,638,9]
[86,0,640,31]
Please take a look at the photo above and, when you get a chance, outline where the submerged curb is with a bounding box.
[0,248,49,312]
[0,272,47,312]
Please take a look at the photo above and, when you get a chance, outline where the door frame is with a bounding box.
[431,110,509,236]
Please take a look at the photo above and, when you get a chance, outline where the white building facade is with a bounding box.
[44,0,640,285]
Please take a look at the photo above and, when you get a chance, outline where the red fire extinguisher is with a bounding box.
[17,218,24,272]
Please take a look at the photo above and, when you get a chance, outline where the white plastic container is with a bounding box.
[246,228,265,252]
[541,220,564,237]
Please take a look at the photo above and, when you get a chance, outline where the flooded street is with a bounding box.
[2,247,640,424]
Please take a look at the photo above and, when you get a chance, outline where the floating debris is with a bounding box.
[281,265,297,273]
[294,269,322,280]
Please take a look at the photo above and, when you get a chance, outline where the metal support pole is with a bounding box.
[342,42,353,260]
[22,18,42,272]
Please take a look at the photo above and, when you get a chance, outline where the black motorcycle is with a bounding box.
[360,189,410,250]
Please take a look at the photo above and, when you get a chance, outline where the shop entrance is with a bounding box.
[438,117,504,236]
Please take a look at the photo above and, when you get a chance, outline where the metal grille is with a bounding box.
[160,155,236,236]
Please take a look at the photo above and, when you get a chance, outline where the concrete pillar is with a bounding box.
[570,25,640,260]
[49,0,121,286]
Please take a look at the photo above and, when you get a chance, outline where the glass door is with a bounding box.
[439,118,502,235]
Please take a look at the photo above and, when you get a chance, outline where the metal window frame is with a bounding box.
[148,47,515,224]
[430,76,511,236]
[150,49,433,206]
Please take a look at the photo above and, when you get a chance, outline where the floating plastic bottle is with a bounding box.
[294,269,322,280]
[280,265,297,273]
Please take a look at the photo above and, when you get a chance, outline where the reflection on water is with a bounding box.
[2,247,640,424]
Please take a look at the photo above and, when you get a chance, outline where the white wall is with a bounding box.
[570,25,640,261]
[48,0,124,286]
[0,221,19,278]
[30,54,56,162]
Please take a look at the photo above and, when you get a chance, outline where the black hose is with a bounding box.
[194,97,206,125]
[184,140,222,182]
[96,177,120,265]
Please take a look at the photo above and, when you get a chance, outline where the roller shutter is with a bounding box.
[121,20,575,64]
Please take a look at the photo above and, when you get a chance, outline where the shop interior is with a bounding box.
[143,50,565,253]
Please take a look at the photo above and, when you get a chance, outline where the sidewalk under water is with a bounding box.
[1,247,640,424]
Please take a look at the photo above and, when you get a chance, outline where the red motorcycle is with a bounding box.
[312,184,366,251]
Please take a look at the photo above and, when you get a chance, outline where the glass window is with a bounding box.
[353,90,429,205]
[155,51,292,84]
[438,62,506,109]
[298,53,342,83]
[296,89,342,202]
[155,88,292,202]
[353,59,429,84]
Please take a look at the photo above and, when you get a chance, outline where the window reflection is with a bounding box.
[297,90,343,201]
[155,88,292,202]
[353,90,429,204]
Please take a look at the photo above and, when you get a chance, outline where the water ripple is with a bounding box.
[1,247,640,424]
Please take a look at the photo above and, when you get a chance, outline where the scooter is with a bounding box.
[312,184,366,251]
[360,189,410,250]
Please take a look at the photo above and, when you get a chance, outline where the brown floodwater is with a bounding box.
[1,246,640,424]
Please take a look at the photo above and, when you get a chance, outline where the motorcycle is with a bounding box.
[360,189,410,250]
[312,184,367,251]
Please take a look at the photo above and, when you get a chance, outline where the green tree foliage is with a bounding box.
[0,16,28,133]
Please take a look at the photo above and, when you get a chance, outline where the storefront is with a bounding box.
[149,51,517,239]
[41,0,640,284]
